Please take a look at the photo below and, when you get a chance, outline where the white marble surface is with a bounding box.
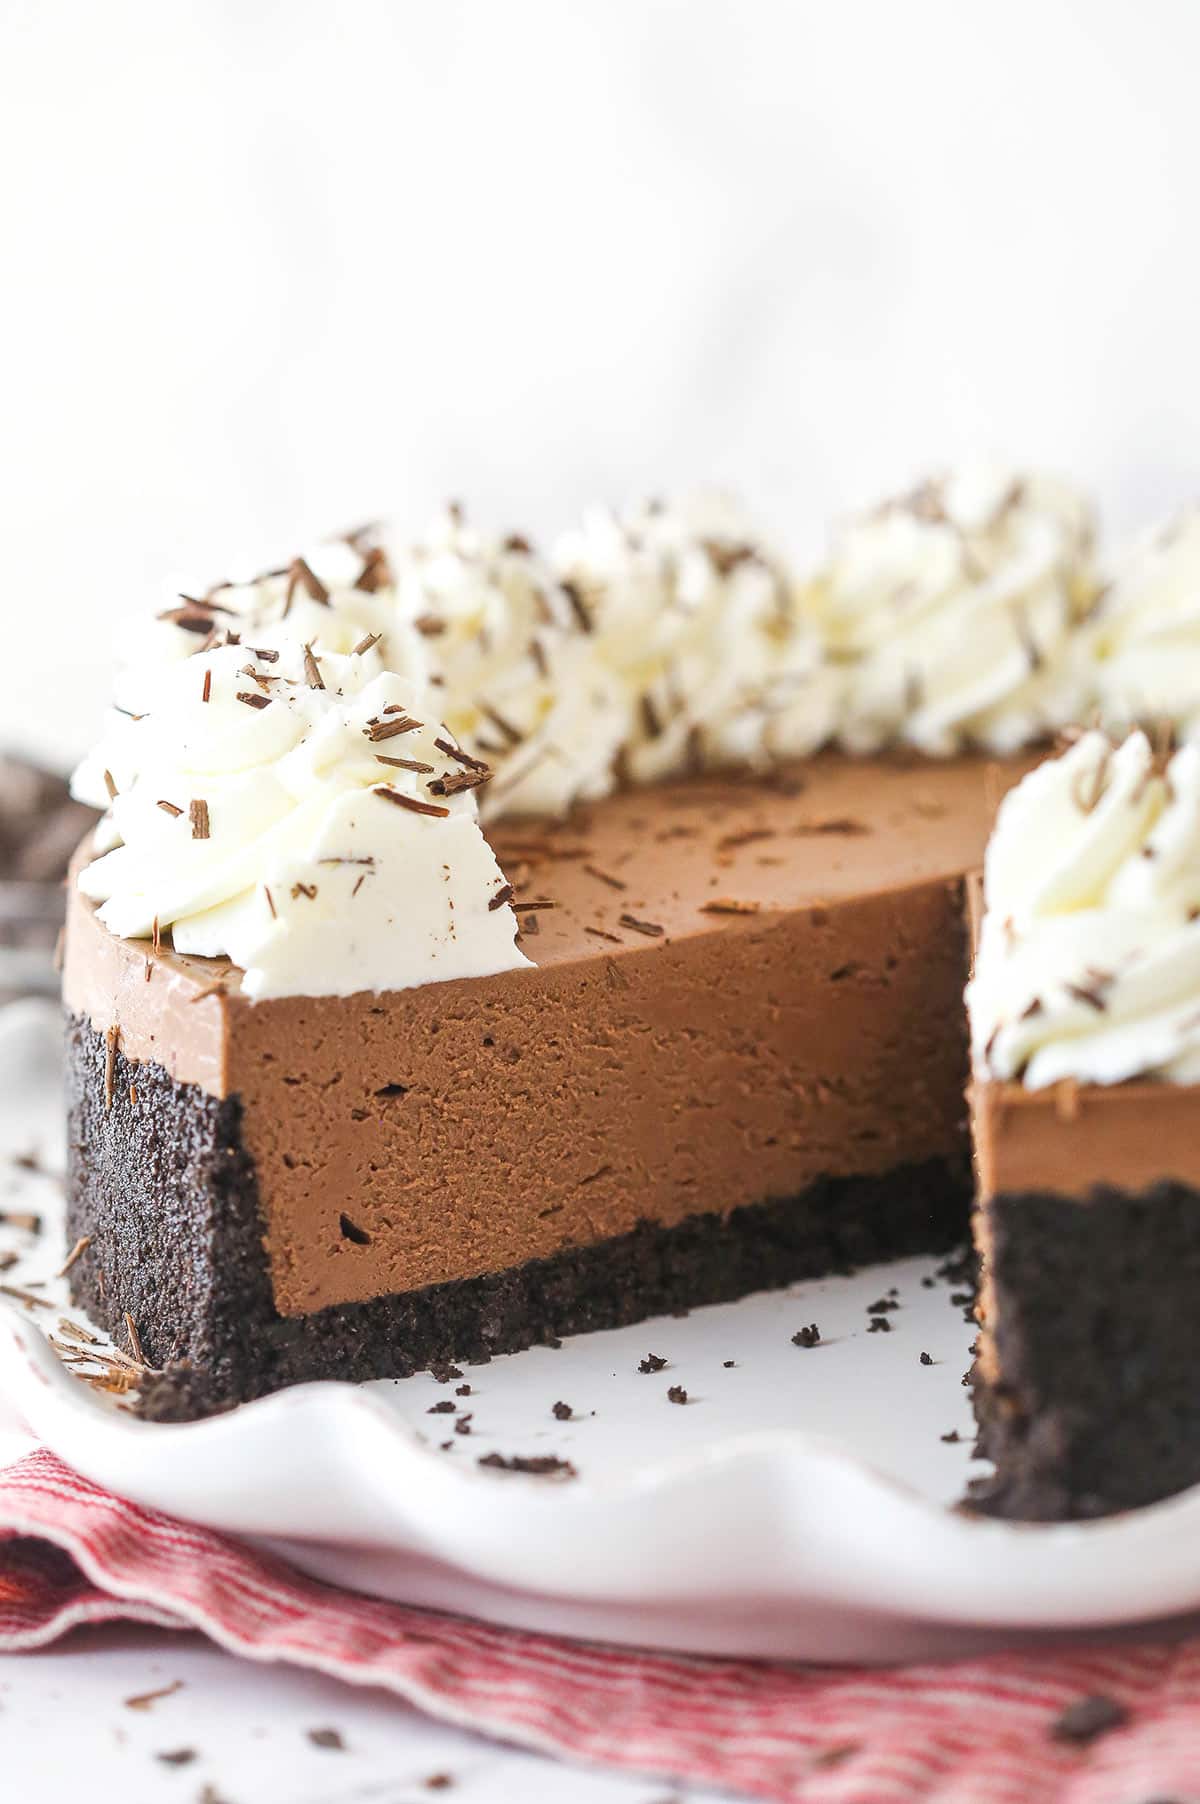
[0,1603,736,1804]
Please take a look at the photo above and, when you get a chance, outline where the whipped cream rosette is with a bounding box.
[812,464,1096,756]
[553,491,840,784]
[967,728,1200,1088]
[77,640,526,999]
[1088,507,1200,741]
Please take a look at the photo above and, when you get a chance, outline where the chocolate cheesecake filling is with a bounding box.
[67,761,1015,1281]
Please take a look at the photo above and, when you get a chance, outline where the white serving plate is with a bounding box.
[4,998,1200,1665]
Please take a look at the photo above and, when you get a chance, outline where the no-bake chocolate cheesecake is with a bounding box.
[59,469,1200,1517]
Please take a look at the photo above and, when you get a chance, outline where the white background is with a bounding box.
[2,0,1200,766]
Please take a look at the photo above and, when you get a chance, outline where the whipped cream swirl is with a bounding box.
[811,464,1096,755]
[552,490,839,782]
[395,507,629,819]
[967,729,1200,1088]
[78,640,526,1000]
[1089,507,1200,741]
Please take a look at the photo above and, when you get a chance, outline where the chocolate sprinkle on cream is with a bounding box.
[354,546,392,593]
[618,913,664,938]
[433,737,489,773]
[428,768,492,798]
[639,1353,668,1373]
[792,1324,821,1348]
[561,578,593,633]
[667,1384,688,1405]
[302,643,325,690]
[364,716,422,742]
[286,556,330,608]
[376,755,435,774]
[374,786,451,819]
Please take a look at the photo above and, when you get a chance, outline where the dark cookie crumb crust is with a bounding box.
[971,1183,1200,1521]
[65,1011,966,1421]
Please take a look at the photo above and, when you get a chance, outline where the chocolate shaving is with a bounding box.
[717,826,774,851]
[302,642,325,690]
[585,925,621,943]
[104,1024,119,1111]
[584,863,626,892]
[124,1680,184,1711]
[0,1283,52,1311]
[290,882,318,900]
[640,692,663,739]
[1065,967,1113,1012]
[156,799,183,818]
[124,1310,146,1365]
[561,578,593,633]
[364,716,422,741]
[376,754,435,773]
[236,690,272,710]
[701,898,761,915]
[476,703,524,747]
[428,768,492,797]
[618,913,664,938]
[488,884,514,911]
[201,668,212,704]
[286,557,330,607]
[249,645,280,663]
[414,613,447,636]
[792,817,869,837]
[433,736,489,773]
[189,799,210,840]
[354,546,392,593]
[263,885,276,919]
[56,1236,92,1278]
[374,786,450,819]
[352,631,382,656]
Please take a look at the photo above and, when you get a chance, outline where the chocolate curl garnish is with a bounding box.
[285,557,330,612]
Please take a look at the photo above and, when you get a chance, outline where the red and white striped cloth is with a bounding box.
[2,1448,1199,1803]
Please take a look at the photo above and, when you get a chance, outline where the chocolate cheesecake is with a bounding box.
[63,752,1025,1418]
[58,471,1200,1520]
